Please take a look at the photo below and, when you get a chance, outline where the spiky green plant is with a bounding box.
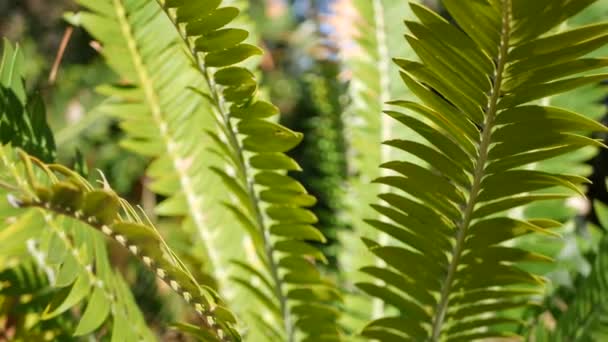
[2,0,608,341]
[64,0,343,340]
[0,148,158,340]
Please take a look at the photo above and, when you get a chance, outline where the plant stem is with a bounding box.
[429,1,512,340]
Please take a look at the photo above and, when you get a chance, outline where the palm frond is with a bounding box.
[337,0,418,233]
[361,1,608,340]
[499,4,608,334]
[154,0,343,340]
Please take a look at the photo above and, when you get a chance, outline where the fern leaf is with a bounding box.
[506,1,608,222]
[155,0,343,340]
[362,1,608,340]
[337,0,418,232]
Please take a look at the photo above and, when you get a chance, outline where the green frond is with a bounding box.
[0,151,155,340]
[339,0,418,225]
[154,0,343,340]
[361,1,608,341]
[0,147,238,341]
[0,41,153,339]
[71,0,252,316]
[334,0,421,329]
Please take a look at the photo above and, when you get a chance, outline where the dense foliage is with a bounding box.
[1,0,608,341]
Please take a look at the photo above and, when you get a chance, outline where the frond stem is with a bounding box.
[429,1,512,340]
[156,3,294,340]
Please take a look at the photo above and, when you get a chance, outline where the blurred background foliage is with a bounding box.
[2,0,608,339]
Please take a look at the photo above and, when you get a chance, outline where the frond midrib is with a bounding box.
[110,0,225,286]
[155,3,294,340]
[429,1,512,339]
[372,0,395,318]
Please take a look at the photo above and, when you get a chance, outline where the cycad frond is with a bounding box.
[362,1,608,340]
[0,147,156,340]
[331,0,419,328]
[155,0,342,340]
[72,0,250,310]
[338,0,417,228]
[1,147,237,341]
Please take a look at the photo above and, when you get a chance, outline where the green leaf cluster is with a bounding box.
[3,0,608,341]
[3,147,239,340]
